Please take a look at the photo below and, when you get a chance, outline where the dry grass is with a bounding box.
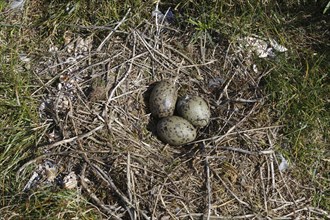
[1,1,329,219]
[12,17,325,220]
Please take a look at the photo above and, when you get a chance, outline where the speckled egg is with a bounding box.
[149,79,178,118]
[176,95,210,127]
[157,116,197,145]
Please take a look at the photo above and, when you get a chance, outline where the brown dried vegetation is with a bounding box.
[2,2,329,219]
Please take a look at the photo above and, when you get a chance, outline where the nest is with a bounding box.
[18,16,318,219]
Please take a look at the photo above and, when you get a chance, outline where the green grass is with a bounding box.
[2,189,103,219]
[265,45,329,210]
[1,0,329,218]
[262,2,330,210]
[0,28,38,181]
[0,6,101,218]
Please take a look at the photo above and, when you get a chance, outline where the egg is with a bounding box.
[176,95,210,127]
[157,116,197,145]
[149,79,178,118]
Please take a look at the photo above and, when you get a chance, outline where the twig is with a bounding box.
[70,109,129,220]
[215,146,274,155]
[215,102,258,144]
[282,206,330,218]
[139,33,203,76]
[174,60,216,69]
[126,153,136,220]
[160,189,177,220]
[103,31,137,131]
[97,8,131,51]
[272,153,296,206]
[105,32,137,107]
[91,164,150,219]
[37,124,104,150]
[110,86,149,101]
[78,53,123,78]
[136,32,172,71]
[177,213,255,219]
[154,0,161,35]
[271,198,306,212]
[267,132,276,194]
[201,31,206,63]
[269,153,276,196]
[232,98,259,103]
[260,163,268,214]
[70,104,128,218]
[222,42,233,70]
[212,169,250,208]
[105,57,135,105]
[156,39,202,77]
[109,52,148,72]
[81,163,122,220]
[205,156,212,220]
[217,71,236,102]
[179,200,194,220]
[194,125,284,144]
[63,23,129,32]
[151,177,176,220]
[264,154,271,201]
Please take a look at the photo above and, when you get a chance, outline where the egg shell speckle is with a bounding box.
[176,95,211,127]
[149,80,178,118]
[157,116,197,146]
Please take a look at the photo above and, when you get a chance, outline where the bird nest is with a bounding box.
[18,16,315,219]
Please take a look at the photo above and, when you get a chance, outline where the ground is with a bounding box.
[0,1,329,219]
